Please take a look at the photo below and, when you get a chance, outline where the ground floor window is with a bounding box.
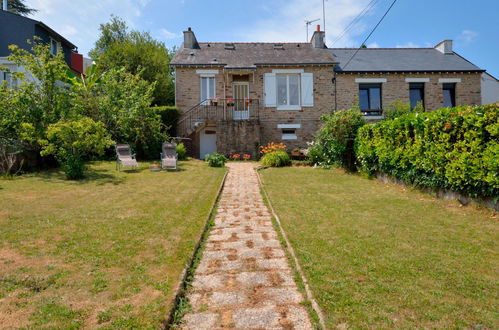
[443,83,456,108]
[409,83,424,109]
[277,74,300,110]
[281,128,297,140]
[359,83,382,113]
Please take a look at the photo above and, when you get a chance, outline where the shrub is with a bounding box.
[308,109,365,171]
[205,152,227,167]
[355,104,499,199]
[383,100,424,120]
[40,117,114,179]
[231,153,241,160]
[176,142,187,160]
[260,150,291,167]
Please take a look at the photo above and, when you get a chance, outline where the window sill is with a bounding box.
[277,106,301,111]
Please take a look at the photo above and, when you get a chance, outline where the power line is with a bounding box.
[330,0,380,47]
[342,0,399,69]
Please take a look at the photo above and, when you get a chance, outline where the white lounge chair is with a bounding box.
[116,144,138,171]
[161,142,177,170]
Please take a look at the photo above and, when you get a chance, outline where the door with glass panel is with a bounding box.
[233,82,249,119]
[200,76,215,105]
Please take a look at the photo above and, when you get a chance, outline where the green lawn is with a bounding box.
[260,167,498,329]
[0,160,225,328]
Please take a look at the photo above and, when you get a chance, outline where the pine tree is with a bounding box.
[7,0,37,16]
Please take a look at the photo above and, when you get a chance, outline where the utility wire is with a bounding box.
[342,0,399,69]
[330,0,380,47]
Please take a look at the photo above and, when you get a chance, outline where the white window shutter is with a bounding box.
[301,72,314,107]
[264,73,276,107]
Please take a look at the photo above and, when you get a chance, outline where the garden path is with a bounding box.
[181,162,312,329]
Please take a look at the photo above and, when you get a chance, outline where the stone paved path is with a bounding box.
[181,163,312,329]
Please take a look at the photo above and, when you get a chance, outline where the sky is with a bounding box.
[24,0,499,77]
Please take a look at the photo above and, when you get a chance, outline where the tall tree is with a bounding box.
[7,0,37,16]
[89,16,175,106]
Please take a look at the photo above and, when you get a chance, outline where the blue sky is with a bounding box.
[26,0,499,77]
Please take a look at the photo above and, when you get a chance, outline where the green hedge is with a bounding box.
[152,106,180,136]
[355,104,499,199]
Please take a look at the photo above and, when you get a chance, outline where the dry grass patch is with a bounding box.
[0,160,225,328]
[261,167,498,329]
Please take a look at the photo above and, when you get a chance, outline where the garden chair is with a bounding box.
[115,144,138,171]
[161,142,178,170]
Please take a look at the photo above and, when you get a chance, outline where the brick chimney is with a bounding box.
[311,24,326,48]
[183,27,200,49]
[434,40,453,54]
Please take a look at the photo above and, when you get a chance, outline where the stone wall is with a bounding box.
[335,72,482,111]
[174,67,482,152]
[216,120,261,158]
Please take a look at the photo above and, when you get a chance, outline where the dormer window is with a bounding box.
[50,38,60,56]
[273,44,284,50]
[224,43,235,50]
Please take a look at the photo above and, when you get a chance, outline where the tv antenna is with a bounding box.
[305,18,320,41]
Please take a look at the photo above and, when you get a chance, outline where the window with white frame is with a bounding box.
[278,124,300,140]
[200,76,215,103]
[277,74,300,110]
[50,38,60,56]
[264,70,314,110]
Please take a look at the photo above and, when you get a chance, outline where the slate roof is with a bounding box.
[170,42,337,68]
[331,48,483,73]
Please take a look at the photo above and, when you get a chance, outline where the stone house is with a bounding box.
[170,27,485,159]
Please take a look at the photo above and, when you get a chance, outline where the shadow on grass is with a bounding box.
[29,167,126,186]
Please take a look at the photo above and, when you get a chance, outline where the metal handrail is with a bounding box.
[177,99,260,137]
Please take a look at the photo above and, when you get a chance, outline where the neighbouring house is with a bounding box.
[481,72,499,105]
[0,6,83,87]
[170,26,488,159]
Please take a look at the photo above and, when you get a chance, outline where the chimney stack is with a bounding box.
[3,0,8,11]
[434,40,453,54]
[183,27,200,49]
[311,24,326,48]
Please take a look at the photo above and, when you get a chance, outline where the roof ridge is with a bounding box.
[330,47,435,50]
[199,42,312,45]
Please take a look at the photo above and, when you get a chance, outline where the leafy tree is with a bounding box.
[40,117,114,179]
[0,40,73,153]
[89,16,175,106]
[70,67,166,159]
[7,0,37,16]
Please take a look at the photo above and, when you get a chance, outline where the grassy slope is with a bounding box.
[261,167,498,329]
[0,160,225,328]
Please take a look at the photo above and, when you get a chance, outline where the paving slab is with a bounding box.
[181,163,312,329]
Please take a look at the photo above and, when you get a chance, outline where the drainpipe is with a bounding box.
[3,0,8,11]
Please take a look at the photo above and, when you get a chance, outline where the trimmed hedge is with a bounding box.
[153,106,180,136]
[355,104,499,199]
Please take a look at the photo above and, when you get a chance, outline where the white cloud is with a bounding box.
[458,30,478,44]
[158,28,180,40]
[25,0,151,56]
[239,0,377,47]
[367,42,380,48]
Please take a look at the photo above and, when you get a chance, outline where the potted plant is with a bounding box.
[291,148,302,157]
[244,97,250,106]
[226,98,235,107]
[231,153,241,161]
[243,154,251,161]
[210,97,220,106]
